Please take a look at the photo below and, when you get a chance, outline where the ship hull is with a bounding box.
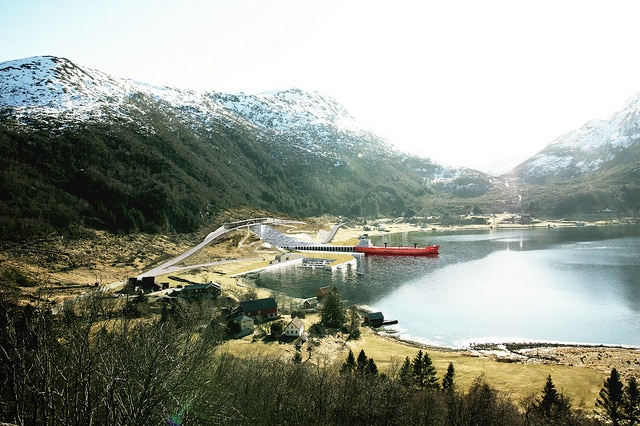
[353,245,439,256]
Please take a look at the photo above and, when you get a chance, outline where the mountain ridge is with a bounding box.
[511,92,640,183]
[1,56,638,239]
[1,56,495,239]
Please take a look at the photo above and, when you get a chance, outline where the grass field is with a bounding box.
[216,314,609,413]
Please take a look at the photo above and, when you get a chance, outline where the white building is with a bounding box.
[284,317,305,337]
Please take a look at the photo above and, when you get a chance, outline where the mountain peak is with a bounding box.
[511,91,640,182]
[0,55,140,122]
[0,56,365,136]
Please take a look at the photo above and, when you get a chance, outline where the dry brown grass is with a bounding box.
[346,329,609,411]
[219,316,614,412]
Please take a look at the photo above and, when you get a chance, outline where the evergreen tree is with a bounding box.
[596,368,625,426]
[623,376,639,426]
[423,351,440,390]
[538,375,560,418]
[413,350,424,387]
[399,356,413,386]
[356,349,368,374]
[366,358,378,375]
[320,287,346,329]
[348,306,361,339]
[412,350,439,389]
[442,362,455,393]
[531,374,573,422]
[341,349,356,374]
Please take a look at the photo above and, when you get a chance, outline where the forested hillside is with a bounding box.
[0,115,440,240]
[1,56,639,242]
[0,57,493,240]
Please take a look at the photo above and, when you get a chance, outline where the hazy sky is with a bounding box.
[2,0,640,174]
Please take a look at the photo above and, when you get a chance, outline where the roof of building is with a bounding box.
[287,317,305,329]
[317,286,332,295]
[240,297,278,312]
[181,283,214,292]
[234,314,254,322]
[366,312,384,321]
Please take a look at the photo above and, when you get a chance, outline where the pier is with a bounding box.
[284,245,355,252]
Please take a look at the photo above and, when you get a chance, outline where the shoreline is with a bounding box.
[231,219,639,353]
[361,321,640,381]
[360,305,640,354]
[382,328,640,355]
[330,216,637,244]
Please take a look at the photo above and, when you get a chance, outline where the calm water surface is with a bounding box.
[254,225,640,348]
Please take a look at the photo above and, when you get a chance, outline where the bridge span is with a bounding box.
[284,245,355,253]
[137,217,306,279]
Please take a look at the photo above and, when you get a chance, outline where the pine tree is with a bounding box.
[399,356,413,386]
[413,350,425,387]
[538,375,560,418]
[596,368,625,426]
[320,287,346,329]
[423,351,440,390]
[348,306,361,339]
[532,374,573,422]
[623,376,639,425]
[366,358,378,375]
[442,362,455,393]
[341,349,356,374]
[356,349,368,374]
[412,350,439,389]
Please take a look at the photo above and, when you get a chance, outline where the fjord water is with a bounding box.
[254,225,640,348]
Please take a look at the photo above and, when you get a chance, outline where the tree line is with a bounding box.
[1,286,638,425]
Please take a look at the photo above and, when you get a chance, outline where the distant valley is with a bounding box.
[1,56,639,240]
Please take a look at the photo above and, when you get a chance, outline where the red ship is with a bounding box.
[353,234,439,256]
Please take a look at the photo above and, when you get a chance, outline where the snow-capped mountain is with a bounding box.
[2,56,490,236]
[0,56,400,163]
[2,55,638,234]
[512,94,640,183]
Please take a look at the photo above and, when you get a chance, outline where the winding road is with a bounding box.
[136,217,313,279]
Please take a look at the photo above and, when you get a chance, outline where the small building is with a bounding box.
[175,283,221,300]
[284,317,305,337]
[234,314,254,337]
[140,276,161,293]
[239,297,279,321]
[364,312,385,327]
[303,298,318,309]
[517,214,532,224]
[316,286,332,299]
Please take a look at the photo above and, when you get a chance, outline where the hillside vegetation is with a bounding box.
[4,293,635,425]
[3,115,637,243]
[2,56,640,242]
[0,116,439,240]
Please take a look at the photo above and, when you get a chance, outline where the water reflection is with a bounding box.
[255,225,640,348]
